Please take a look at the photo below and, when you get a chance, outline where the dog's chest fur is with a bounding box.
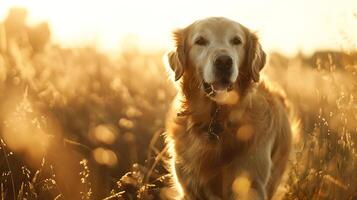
[167,96,262,198]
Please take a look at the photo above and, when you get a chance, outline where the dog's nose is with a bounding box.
[214,55,233,71]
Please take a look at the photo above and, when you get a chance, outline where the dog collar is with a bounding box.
[208,103,223,141]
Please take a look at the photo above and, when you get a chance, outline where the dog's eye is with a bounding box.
[195,37,208,46]
[231,37,242,45]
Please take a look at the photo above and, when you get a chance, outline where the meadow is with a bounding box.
[0,8,356,200]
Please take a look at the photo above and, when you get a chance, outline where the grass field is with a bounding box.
[0,8,356,200]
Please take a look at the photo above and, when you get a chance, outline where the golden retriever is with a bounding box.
[165,17,296,200]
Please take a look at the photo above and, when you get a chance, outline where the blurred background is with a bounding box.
[0,0,356,199]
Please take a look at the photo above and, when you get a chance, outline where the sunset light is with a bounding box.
[1,0,356,54]
[0,1,357,199]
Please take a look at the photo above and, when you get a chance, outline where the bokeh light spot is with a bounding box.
[236,124,254,141]
[119,118,134,129]
[93,125,116,144]
[93,147,118,167]
[232,171,251,199]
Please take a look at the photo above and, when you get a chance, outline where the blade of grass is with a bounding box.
[0,139,15,200]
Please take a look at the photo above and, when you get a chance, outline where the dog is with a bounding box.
[164,17,296,200]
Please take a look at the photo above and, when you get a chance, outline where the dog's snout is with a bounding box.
[214,55,233,71]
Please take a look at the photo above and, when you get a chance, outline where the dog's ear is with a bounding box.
[245,31,266,82]
[167,29,186,81]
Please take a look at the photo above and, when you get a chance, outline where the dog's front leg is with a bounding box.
[230,153,271,200]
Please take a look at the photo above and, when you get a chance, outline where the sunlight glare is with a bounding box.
[1,0,356,54]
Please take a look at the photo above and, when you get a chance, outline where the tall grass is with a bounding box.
[0,8,356,199]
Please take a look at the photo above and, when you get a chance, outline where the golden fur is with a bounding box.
[165,17,295,200]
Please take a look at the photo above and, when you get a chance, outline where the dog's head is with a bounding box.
[167,17,266,103]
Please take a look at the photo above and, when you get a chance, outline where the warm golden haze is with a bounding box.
[0,0,356,55]
[0,5,356,200]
